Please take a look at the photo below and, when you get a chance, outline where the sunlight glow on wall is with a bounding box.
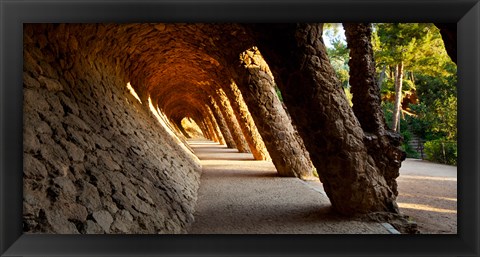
[126,82,142,103]
[148,96,196,156]
[181,117,203,138]
[148,96,176,138]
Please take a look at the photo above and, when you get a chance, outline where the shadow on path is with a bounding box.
[187,139,391,234]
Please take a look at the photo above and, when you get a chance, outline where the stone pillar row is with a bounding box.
[212,88,251,153]
[208,96,237,149]
[222,81,271,161]
[248,23,402,215]
[230,48,315,179]
[159,55,316,179]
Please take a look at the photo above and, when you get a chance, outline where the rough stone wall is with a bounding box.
[23,26,201,234]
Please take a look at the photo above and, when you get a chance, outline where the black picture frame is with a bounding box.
[1,0,479,256]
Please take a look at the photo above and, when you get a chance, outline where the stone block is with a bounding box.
[92,210,114,233]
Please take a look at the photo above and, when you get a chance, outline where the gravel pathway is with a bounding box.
[396,158,457,234]
[187,140,391,234]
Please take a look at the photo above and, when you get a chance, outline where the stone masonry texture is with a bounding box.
[249,23,401,215]
[21,23,421,233]
[23,24,201,234]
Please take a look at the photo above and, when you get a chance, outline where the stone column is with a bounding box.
[233,48,315,179]
[213,88,251,153]
[208,97,236,149]
[344,23,405,195]
[202,115,219,142]
[344,23,388,134]
[203,106,226,145]
[199,120,213,140]
[251,23,399,215]
[222,81,271,160]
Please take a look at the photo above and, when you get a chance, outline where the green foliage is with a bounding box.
[324,23,350,88]
[406,103,432,139]
[400,129,419,158]
[416,65,457,107]
[380,77,395,95]
[381,101,394,126]
[322,23,458,165]
[380,77,415,97]
[382,102,417,158]
[275,86,283,102]
[411,69,457,141]
[374,23,457,164]
[426,96,457,140]
[343,87,353,106]
[424,139,457,165]
[373,22,454,100]
[373,23,449,73]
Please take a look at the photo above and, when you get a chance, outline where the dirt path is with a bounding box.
[396,158,457,234]
[187,140,392,234]
[187,140,456,234]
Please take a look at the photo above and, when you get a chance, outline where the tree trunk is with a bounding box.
[392,61,404,132]
[377,64,387,90]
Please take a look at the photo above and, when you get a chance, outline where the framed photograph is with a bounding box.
[1,0,479,256]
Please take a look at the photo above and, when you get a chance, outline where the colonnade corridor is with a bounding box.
[186,139,394,234]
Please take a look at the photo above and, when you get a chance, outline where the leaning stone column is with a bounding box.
[233,48,314,179]
[203,106,226,145]
[251,23,399,215]
[213,88,251,153]
[199,120,213,140]
[202,114,219,143]
[344,23,405,195]
[222,82,271,160]
[208,97,236,149]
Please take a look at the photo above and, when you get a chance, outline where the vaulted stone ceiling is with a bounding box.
[27,23,257,124]
[90,24,253,119]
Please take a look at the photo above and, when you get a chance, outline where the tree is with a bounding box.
[323,23,350,88]
[414,62,457,140]
[372,23,451,132]
[323,23,352,106]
